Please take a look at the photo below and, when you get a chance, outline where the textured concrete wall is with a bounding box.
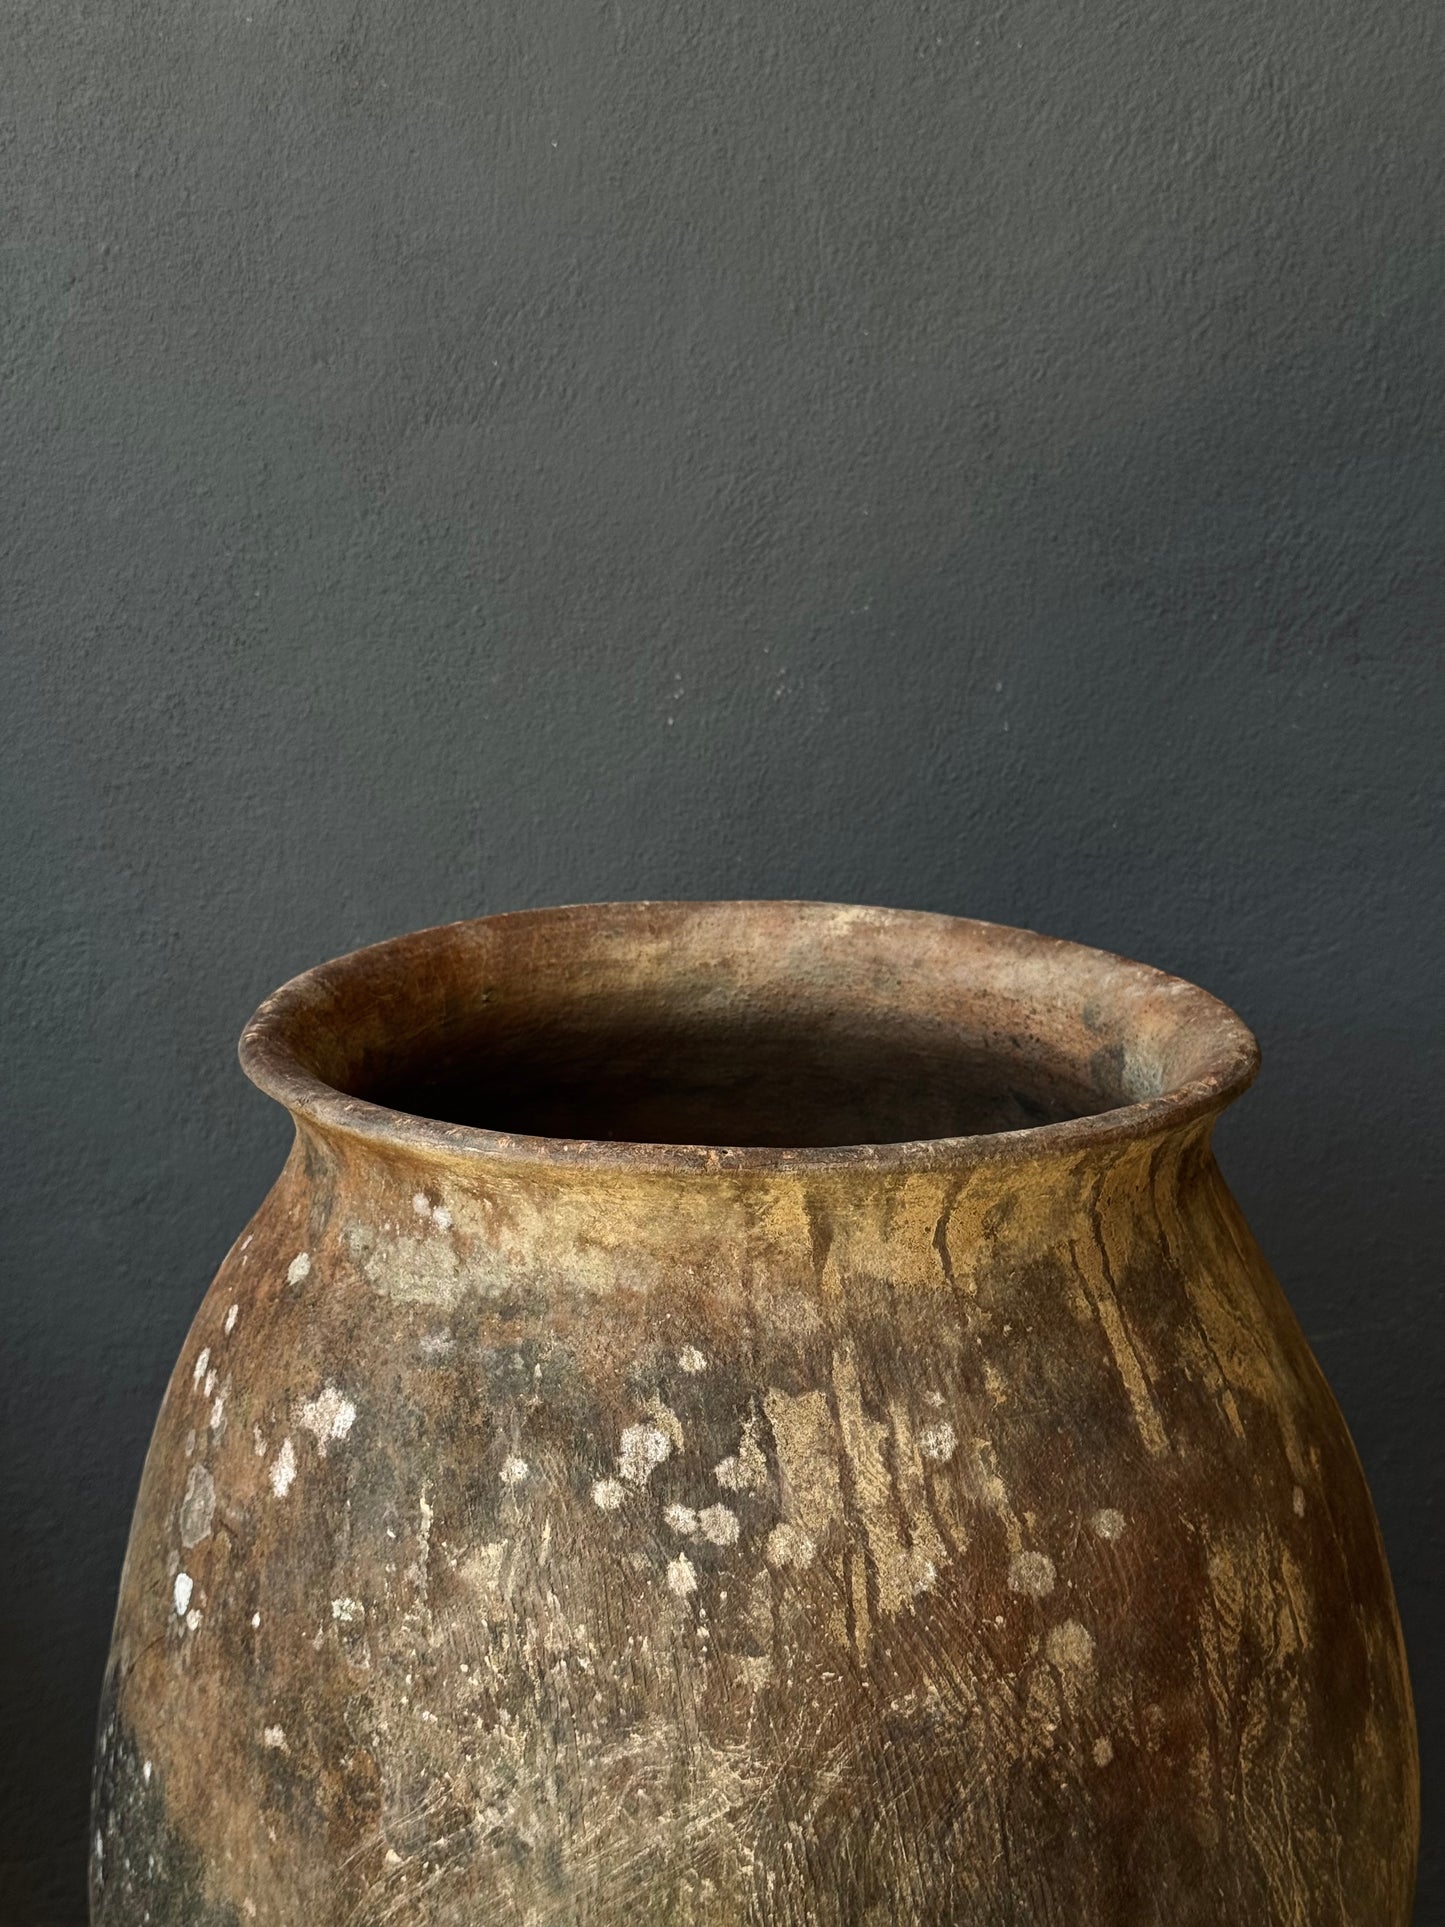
[2,0,1440,1916]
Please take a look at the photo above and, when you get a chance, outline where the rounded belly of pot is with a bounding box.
[92,1156,1417,1927]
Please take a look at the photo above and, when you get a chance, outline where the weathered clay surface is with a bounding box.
[92,902,1418,1924]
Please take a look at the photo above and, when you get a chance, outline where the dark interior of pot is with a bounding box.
[361,1009,1118,1146]
[245,902,1254,1151]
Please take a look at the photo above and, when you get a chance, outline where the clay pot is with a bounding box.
[92,902,1418,1925]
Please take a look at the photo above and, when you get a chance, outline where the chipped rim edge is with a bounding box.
[237,900,1261,1177]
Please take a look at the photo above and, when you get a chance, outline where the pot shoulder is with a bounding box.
[95,1136,1418,1926]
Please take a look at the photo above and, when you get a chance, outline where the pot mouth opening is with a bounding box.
[239,901,1259,1172]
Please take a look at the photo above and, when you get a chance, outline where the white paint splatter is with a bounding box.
[499,1456,529,1486]
[678,1346,708,1374]
[173,1572,193,1617]
[262,1725,288,1750]
[251,1612,261,1629]
[618,1423,672,1486]
[664,1503,699,1536]
[592,1478,625,1510]
[297,1384,357,1453]
[766,1523,816,1569]
[1091,1507,1126,1541]
[1007,1550,1056,1598]
[698,1504,740,1546]
[1046,1619,1095,1669]
[286,1252,311,1286]
[432,1204,452,1231]
[919,1420,957,1462]
[192,1348,210,1390]
[666,1553,697,1599]
[331,1597,364,1624]
[224,1302,240,1335]
[269,1437,297,1498]
[412,1192,430,1218]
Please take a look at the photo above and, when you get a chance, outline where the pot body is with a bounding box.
[91,913,1417,1926]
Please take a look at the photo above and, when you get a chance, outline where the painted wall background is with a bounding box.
[2,0,1440,1916]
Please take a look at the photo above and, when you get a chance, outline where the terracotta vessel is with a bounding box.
[93,902,1418,1925]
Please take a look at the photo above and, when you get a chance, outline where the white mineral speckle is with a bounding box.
[209,1393,226,1432]
[714,1419,768,1493]
[1292,1486,1306,1517]
[179,1463,216,1548]
[499,1456,529,1486]
[412,1192,430,1217]
[286,1252,311,1286]
[253,1424,266,1458]
[173,1572,193,1616]
[666,1553,697,1599]
[297,1384,357,1452]
[698,1504,740,1546]
[331,1597,364,1624]
[269,1437,297,1498]
[1007,1550,1056,1598]
[592,1478,625,1510]
[224,1302,240,1335]
[185,1608,202,1632]
[1091,1507,1126,1541]
[1094,1736,1114,1766]
[262,1725,287,1750]
[192,1348,210,1390]
[203,1369,217,1399]
[142,1760,152,1783]
[432,1204,452,1230]
[1046,1619,1096,1669]
[919,1420,957,1462]
[664,1503,699,1536]
[766,1523,816,1569]
[678,1346,708,1373]
[618,1423,672,1486]
[251,1612,261,1629]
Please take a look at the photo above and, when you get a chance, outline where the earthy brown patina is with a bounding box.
[92,902,1418,1924]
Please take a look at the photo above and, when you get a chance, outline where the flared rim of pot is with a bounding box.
[238,900,1261,1175]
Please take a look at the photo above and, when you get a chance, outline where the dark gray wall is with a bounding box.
[2,0,1441,1916]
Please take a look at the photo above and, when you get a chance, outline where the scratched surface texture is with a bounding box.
[92,905,1417,1924]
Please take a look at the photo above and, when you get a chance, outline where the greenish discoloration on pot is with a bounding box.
[92,902,1418,1925]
